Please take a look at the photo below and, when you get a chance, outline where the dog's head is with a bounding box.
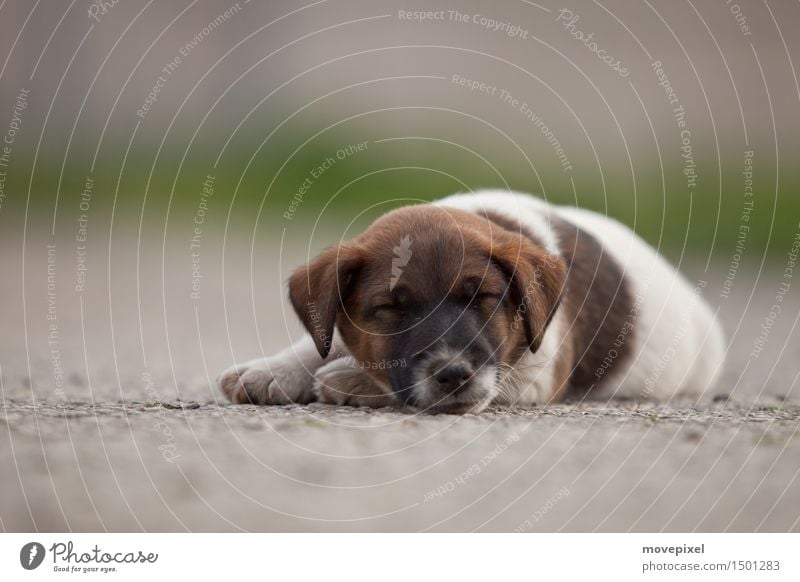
[289,205,566,413]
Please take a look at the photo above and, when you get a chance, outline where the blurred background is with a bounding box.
[2,0,798,398]
[1,1,799,532]
[2,0,798,252]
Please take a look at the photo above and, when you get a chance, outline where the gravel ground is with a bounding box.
[1,230,799,531]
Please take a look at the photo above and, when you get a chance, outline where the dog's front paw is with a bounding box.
[217,355,315,405]
[312,357,397,408]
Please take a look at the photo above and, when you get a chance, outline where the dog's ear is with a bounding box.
[288,243,364,359]
[492,236,567,353]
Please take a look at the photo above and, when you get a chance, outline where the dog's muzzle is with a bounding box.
[405,349,498,414]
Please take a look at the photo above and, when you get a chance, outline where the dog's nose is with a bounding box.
[433,361,473,394]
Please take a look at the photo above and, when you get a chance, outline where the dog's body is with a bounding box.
[219,190,725,413]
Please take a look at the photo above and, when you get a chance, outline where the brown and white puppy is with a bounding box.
[218,190,725,413]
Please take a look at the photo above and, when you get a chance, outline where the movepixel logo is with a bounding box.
[19,542,45,570]
[390,235,413,291]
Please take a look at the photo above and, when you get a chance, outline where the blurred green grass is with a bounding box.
[6,129,797,266]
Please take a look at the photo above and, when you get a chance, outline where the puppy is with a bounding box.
[218,190,725,413]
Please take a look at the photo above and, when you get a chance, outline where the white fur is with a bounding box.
[313,356,395,407]
[217,333,351,404]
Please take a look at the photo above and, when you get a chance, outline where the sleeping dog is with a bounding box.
[218,190,725,414]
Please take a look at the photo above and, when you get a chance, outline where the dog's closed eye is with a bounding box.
[366,303,398,316]
[364,289,412,319]
[468,292,503,309]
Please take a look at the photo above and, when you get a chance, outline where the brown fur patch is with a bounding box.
[482,210,566,352]
[288,244,364,358]
[550,215,636,398]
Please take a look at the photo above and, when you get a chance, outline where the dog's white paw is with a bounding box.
[312,357,397,408]
[217,355,315,405]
